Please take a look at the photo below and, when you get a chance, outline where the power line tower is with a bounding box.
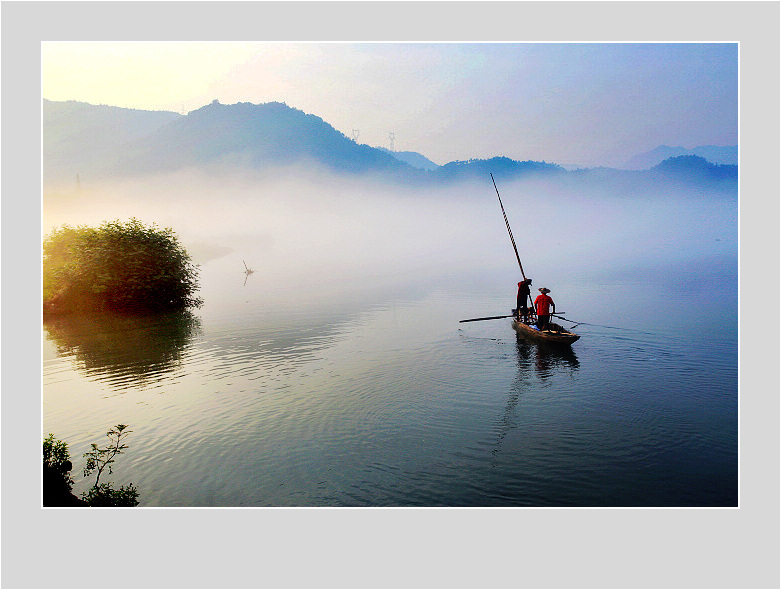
[389,131,395,152]
[352,129,360,142]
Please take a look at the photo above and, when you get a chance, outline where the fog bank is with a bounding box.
[43,167,737,304]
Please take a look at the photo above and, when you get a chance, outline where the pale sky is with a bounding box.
[42,42,738,167]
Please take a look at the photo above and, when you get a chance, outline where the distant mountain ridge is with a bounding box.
[44,99,415,182]
[115,100,414,178]
[436,157,565,182]
[378,148,440,171]
[42,99,737,195]
[43,99,181,182]
[623,144,738,169]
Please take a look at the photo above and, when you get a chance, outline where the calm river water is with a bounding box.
[42,177,738,507]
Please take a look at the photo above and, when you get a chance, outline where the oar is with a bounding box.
[459,314,515,323]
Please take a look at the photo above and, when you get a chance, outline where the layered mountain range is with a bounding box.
[43,99,737,195]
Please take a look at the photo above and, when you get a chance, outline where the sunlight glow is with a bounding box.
[42,42,265,113]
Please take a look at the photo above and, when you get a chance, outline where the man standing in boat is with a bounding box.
[534,287,555,330]
[516,278,532,320]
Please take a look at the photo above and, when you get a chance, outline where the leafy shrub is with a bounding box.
[43,218,202,315]
[82,483,140,507]
[82,423,140,507]
[83,424,131,487]
[42,426,141,507]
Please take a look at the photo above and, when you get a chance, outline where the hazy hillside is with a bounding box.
[434,157,565,183]
[43,99,181,184]
[43,99,418,183]
[379,148,440,171]
[651,154,736,178]
[42,99,737,196]
[623,144,738,169]
[567,155,737,197]
[113,100,418,179]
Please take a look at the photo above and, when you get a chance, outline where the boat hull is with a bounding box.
[512,319,580,345]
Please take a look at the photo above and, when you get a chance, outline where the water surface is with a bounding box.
[42,176,738,506]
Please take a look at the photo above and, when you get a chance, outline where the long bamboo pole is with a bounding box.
[490,174,526,280]
[490,174,539,317]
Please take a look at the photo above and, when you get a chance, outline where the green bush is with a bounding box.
[81,424,140,507]
[43,426,141,507]
[82,482,140,507]
[43,424,143,506]
[43,218,202,315]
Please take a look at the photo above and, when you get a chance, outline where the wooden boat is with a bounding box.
[467,173,582,347]
[512,318,580,345]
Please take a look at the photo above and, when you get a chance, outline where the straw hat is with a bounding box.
[538,287,550,293]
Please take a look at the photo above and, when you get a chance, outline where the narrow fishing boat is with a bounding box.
[512,315,580,345]
[459,310,580,345]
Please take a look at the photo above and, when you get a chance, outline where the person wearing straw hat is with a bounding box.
[534,287,555,330]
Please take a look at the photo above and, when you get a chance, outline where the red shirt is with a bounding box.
[534,293,554,316]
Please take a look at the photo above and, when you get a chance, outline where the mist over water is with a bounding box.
[43,166,736,289]
[42,167,738,506]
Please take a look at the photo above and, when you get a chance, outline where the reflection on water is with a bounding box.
[490,336,580,467]
[43,310,201,389]
[514,336,580,380]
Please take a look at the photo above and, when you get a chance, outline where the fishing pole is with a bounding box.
[491,173,537,314]
[490,173,526,281]
[550,313,623,331]
[550,314,628,331]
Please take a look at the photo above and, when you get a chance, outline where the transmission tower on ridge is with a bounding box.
[389,131,395,152]
[352,129,360,142]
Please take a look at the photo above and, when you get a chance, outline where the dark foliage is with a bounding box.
[81,483,140,507]
[81,424,140,507]
[43,428,141,507]
[43,433,73,487]
[43,434,86,506]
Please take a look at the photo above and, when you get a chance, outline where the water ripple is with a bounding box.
[43,287,737,507]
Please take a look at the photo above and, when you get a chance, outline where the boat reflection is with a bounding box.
[514,335,580,381]
[43,310,201,388]
[490,335,581,467]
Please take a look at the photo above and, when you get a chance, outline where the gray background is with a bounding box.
[3,2,778,588]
